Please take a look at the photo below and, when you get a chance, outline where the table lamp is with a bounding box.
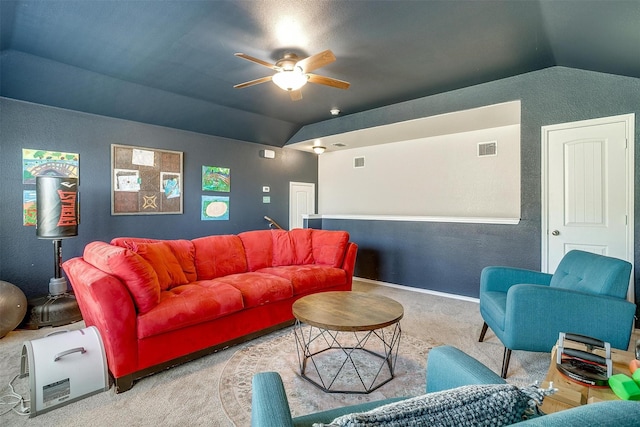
[22,176,82,329]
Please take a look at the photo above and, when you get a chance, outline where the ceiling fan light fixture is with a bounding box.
[272,67,308,91]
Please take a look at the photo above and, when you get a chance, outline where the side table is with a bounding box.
[539,341,635,414]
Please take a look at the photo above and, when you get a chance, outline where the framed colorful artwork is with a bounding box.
[201,196,229,220]
[22,149,79,184]
[202,166,230,192]
[23,190,37,226]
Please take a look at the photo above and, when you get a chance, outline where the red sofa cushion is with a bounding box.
[133,242,189,290]
[258,265,347,295]
[212,272,293,308]
[311,230,350,267]
[83,241,160,314]
[137,281,244,339]
[239,230,273,271]
[271,229,314,266]
[192,235,248,279]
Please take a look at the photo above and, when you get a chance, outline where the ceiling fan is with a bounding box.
[234,49,350,101]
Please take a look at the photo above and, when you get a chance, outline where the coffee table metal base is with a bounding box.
[293,319,402,394]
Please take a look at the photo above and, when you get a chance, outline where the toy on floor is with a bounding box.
[608,355,640,401]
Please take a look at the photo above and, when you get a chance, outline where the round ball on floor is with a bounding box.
[0,280,28,338]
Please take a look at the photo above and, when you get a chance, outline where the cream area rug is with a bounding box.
[220,327,437,426]
[0,280,551,426]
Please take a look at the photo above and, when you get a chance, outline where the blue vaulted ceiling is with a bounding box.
[1,0,639,147]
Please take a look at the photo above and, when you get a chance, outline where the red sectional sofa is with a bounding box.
[62,229,357,392]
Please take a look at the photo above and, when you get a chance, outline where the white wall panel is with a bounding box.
[318,125,520,218]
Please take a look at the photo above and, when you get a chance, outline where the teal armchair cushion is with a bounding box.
[550,250,632,298]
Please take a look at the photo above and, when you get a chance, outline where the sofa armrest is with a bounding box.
[341,242,358,287]
[425,345,505,393]
[252,372,405,427]
[521,400,640,426]
[63,257,138,378]
[504,284,636,351]
[480,266,552,294]
[251,372,295,427]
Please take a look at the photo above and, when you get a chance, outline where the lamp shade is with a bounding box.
[272,68,308,91]
[36,176,79,239]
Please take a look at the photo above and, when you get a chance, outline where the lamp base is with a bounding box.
[20,292,82,330]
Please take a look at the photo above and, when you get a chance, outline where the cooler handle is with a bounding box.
[54,347,86,361]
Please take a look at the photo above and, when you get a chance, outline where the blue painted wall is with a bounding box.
[0,98,317,298]
[2,67,639,328]
[298,68,640,322]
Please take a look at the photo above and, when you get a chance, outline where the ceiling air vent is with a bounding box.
[353,156,365,168]
[478,141,497,157]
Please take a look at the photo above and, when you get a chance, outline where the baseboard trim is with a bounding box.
[354,277,480,304]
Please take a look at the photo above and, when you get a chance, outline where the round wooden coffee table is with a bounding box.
[292,291,404,394]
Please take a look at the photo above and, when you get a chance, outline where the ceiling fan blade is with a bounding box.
[289,89,303,101]
[296,49,336,73]
[307,74,350,90]
[234,75,272,89]
[234,53,278,70]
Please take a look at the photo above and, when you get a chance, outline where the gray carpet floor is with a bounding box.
[0,279,604,426]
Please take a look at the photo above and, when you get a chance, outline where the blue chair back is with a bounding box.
[550,250,631,299]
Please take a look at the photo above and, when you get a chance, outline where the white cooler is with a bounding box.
[20,326,110,417]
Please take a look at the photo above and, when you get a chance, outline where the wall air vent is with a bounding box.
[478,141,497,157]
[353,156,365,168]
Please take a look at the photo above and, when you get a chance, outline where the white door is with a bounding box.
[541,114,634,299]
[289,182,315,230]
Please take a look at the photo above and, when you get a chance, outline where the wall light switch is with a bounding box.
[262,186,270,192]
[262,196,271,203]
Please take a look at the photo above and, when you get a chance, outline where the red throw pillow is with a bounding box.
[163,239,197,282]
[134,242,189,290]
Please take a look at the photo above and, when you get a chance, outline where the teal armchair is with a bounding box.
[251,345,506,427]
[251,345,640,427]
[479,250,635,378]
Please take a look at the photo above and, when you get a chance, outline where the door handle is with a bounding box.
[551,230,560,236]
